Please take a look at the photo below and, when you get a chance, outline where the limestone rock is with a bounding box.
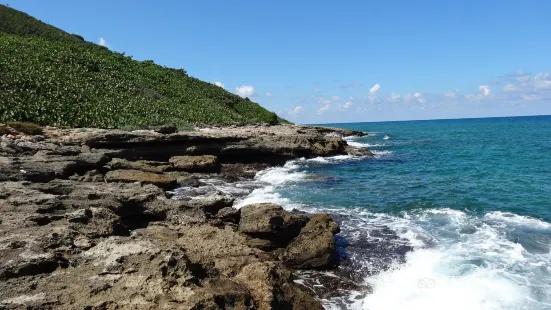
[185,195,235,215]
[104,169,177,189]
[105,158,170,173]
[0,253,68,280]
[217,207,241,224]
[235,261,323,310]
[238,203,307,250]
[176,224,266,277]
[281,213,340,269]
[169,155,220,173]
[0,124,363,310]
[184,279,254,310]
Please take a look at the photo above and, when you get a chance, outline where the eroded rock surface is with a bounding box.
[281,213,341,269]
[0,124,371,309]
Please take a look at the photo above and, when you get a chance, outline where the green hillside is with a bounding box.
[0,4,285,128]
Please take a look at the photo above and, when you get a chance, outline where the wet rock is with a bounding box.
[104,169,177,189]
[169,155,220,173]
[281,213,340,269]
[220,163,271,181]
[165,170,195,186]
[296,269,370,301]
[238,203,307,250]
[345,145,374,157]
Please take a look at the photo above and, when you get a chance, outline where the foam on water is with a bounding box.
[234,159,309,208]
[306,155,364,164]
[344,136,388,149]
[234,154,374,209]
[371,150,393,157]
[297,206,551,310]
[236,156,551,309]
[304,118,551,309]
[346,141,386,148]
[329,208,551,310]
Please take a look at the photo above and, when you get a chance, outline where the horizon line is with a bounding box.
[305,113,551,126]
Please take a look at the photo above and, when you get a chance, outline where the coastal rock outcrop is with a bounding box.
[237,204,341,269]
[0,124,368,309]
[104,169,178,189]
[169,155,220,172]
[236,261,324,310]
[281,213,340,269]
[239,203,307,250]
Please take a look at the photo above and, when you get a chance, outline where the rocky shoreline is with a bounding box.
[0,124,372,309]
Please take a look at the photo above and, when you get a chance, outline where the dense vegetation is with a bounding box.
[0,4,86,44]
[0,5,285,128]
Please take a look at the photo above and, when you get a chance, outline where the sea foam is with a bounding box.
[329,208,551,310]
[231,150,551,309]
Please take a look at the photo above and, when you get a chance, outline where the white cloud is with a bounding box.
[390,93,400,101]
[266,92,273,97]
[98,37,109,47]
[368,84,381,103]
[414,92,426,103]
[288,106,302,115]
[214,81,225,88]
[235,85,255,98]
[343,101,352,109]
[479,85,491,96]
[369,84,381,95]
[331,95,341,101]
[404,92,426,104]
[502,84,516,92]
[316,97,332,105]
[533,72,551,89]
[444,90,458,99]
[522,94,539,101]
[313,88,320,93]
[517,75,531,82]
[515,69,526,75]
[317,104,330,115]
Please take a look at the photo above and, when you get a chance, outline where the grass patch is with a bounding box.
[6,121,43,135]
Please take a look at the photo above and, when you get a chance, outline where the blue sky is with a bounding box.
[4,0,551,123]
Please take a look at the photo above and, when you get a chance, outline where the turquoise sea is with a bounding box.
[236,115,551,309]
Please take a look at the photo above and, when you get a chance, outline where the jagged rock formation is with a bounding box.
[0,124,371,309]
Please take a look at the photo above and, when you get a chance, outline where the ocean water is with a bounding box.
[236,115,551,310]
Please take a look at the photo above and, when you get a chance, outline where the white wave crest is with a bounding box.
[346,141,371,148]
[372,150,393,157]
[234,155,364,209]
[328,208,551,310]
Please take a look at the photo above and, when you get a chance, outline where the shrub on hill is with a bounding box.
[0,4,287,128]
